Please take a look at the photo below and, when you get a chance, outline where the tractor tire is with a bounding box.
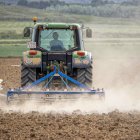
[77,64,93,87]
[21,64,36,87]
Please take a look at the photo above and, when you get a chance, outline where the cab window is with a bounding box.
[39,29,77,51]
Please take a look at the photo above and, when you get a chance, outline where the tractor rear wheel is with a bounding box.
[21,64,36,87]
[77,64,93,87]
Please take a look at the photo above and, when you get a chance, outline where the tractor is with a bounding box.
[7,17,104,102]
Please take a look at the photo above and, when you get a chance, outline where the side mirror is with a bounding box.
[86,28,92,38]
[23,27,32,37]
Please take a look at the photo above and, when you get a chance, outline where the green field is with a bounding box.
[0,45,28,57]
[1,21,140,57]
[0,5,140,57]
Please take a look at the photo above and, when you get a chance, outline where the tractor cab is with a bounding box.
[24,17,92,52]
[33,23,83,52]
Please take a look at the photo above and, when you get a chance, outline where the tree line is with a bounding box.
[17,0,140,8]
[17,0,66,9]
[1,0,140,18]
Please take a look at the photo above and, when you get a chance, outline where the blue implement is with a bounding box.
[7,66,105,102]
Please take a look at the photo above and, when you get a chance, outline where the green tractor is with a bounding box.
[22,18,93,89]
[7,18,105,103]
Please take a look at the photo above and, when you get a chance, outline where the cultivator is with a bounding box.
[7,66,105,103]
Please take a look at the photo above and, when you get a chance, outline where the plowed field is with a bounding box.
[0,58,140,140]
[0,110,139,140]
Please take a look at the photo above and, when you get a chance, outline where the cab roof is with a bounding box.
[34,23,82,29]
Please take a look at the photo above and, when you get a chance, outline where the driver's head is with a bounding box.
[53,32,58,40]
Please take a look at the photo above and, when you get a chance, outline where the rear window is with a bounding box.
[39,29,77,51]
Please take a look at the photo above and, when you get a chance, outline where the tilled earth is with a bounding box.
[0,58,21,93]
[0,58,140,140]
[0,110,140,140]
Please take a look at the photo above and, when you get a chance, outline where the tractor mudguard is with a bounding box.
[22,50,42,67]
[72,51,92,68]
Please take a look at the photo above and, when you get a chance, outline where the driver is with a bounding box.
[50,32,65,51]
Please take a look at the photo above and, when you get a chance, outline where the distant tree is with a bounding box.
[131,0,140,5]
[17,0,28,6]
[17,0,66,9]
[91,0,104,6]
[121,0,140,6]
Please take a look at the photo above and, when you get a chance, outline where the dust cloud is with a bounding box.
[0,57,140,114]
[0,32,140,114]
[0,85,140,114]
